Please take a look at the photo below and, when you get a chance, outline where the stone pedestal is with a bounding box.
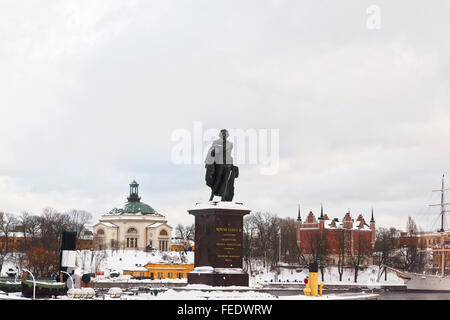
[187,202,251,287]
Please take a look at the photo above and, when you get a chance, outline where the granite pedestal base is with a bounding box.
[187,270,249,287]
[187,202,251,287]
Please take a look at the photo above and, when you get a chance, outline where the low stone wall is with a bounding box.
[91,280,406,297]
[259,282,406,294]
[91,281,186,290]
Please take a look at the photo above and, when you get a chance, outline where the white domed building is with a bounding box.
[93,180,172,251]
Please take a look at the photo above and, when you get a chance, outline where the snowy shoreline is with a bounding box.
[1,249,406,300]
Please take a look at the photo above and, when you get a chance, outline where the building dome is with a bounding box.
[108,180,162,216]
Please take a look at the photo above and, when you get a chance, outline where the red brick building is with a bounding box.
[0,232,93,252]
[296,205,376,264]
[399,231,450,271]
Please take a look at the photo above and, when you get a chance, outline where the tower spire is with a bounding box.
[319,203,324,220]
[127,180,141,202]
[370,207,375,223]
[297,204,302,221]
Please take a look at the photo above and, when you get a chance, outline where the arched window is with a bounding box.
[127,227,138,234]
[97,229,105,235]
[159,229,168,236]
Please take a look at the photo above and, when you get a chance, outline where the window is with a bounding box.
[97,229,105,235]
[127,237,138,248]
[159,240,168,251]
[127,227,138,234]
[160,229,168,236]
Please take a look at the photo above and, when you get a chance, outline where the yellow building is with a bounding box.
[171,244,195,252]
[170,237,195,252]
[123,263,194,280]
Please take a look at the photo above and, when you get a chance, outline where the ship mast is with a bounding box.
[430,174,450,277]
[431,174,450,232]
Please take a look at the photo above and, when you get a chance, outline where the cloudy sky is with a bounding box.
[1,0,450,231]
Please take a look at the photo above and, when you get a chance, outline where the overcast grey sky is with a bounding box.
[1,0,450,231]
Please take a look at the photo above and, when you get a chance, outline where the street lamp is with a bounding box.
[60,271,74,289]
[22,268,35,300]
[278,225,282,264]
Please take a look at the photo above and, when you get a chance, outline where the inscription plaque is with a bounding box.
[187,203,250,286]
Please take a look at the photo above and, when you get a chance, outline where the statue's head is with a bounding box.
[220,129,229,139]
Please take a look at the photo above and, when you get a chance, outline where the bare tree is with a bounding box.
[20,208,72,278]
[17,211,40,251]
[373,227,400,280]
[280,218,299,264]
[349,234,371,282]
[4,208,93,278]
[110,239,119,251]
[243,215,256,274]
[77,249,108,275]
[304,230,329,282]
[0,212,18,275]
[406,216,419,236]
[294,241,308,268]
[247,212,269,269]
[93,233,105,250]
[92,250,107,274]
[394,238,427,273]
[39,207,70,246]
[389,217,426,273]
[268,217,282,268]
[336,228,347,282]
[244,212,282,271]
[65,209,93,239]
[251,213,279,268]
[175,223,195,242]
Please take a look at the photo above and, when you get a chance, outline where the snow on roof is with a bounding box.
[189,201,250,212]
[123,266,148,272]
[99,222,118,228]
[0,231,25,238]
[146,222,172,229]
[191,266,214,273]
[102,215,164,220]
[324,220,372,231]
[147,222,163,228]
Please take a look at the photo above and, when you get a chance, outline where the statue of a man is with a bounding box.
[205,129,239,201]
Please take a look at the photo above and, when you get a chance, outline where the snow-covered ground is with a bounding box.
[1,289,379,300]
[251,265,404,287]
[74,249,194,280]
[1,249,403,300]
[1,249,403,286]
[74,250,404,287]
[79,289,377,300]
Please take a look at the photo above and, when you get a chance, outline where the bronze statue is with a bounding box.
[205,129,239,201]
